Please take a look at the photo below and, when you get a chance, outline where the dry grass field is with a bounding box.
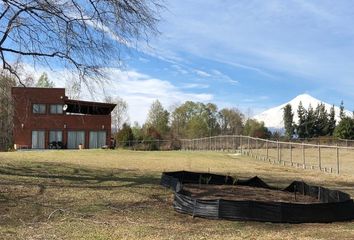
[1,149,354,239]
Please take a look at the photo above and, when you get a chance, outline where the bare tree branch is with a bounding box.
[0,0,163,86]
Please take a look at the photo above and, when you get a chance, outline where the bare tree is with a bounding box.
[0,0,162,85]
[0,71,15,150]
[105,96,129,133]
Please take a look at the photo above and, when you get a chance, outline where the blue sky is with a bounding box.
[23,0,354,123]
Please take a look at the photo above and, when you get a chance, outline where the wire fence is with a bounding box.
[117,135,354,175]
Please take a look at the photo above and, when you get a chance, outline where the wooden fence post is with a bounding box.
[336,145,340,174]
[290,143,293,166]
[240,136,243,154]
[277,141,279,163]
[302,143,305,169]
[318,144,321,170]
[232,135,235,151]
[219,136,222,151]
[266,140,268,160]
[248,137,250,155]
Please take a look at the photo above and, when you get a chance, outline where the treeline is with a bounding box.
[115,100,272,146]
[283,101,354,139]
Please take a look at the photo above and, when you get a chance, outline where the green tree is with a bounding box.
[115,123,134,147]
[314,103,329,136]
[296,101,307,138]
[219,108,244,135]
[35,72,54,88]
[131,122,144,141]
[328,105,336,136]
[145,100,170,136]
[305,104,316,138]
[283,104,294,139]
[243,119,271,139]
[339,100,345,120]
[334,117,354,139]
[171,101,220,138]
[186,115,209,138]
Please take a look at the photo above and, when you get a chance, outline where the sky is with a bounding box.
[22,0,354,124]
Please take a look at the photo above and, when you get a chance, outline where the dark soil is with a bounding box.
[183,184,320,203]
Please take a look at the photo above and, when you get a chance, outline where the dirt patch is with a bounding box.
[183,184,320,203]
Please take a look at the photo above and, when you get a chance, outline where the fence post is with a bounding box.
[266,140,268,160]
[256,139,258,155]
[248,137,250,155]
[219,136,221,151]
[290,143,293,166]
[233,135,235,152]
[302,143,305,169]
[277,141,279,163]
[240,136,243,154]
[336,145,340,174]
[318,144,321,170]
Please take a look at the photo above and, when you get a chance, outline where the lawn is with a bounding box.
[1,150,354,239]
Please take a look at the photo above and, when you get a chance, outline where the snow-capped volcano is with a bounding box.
[253,94,352,129]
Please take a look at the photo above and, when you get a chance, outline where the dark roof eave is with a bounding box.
[64,99,116,113]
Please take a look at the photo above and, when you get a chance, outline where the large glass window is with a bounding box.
[32,104,46,114]
[32,131,45,149]
[89,131,106,149]
[50,104,63,114]
[67,131,85,149]
[49,130,63,148]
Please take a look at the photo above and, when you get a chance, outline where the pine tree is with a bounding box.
[305,104,315,138]
[328,105,336,136]
[296,101,307,138]
[339,100,345,120]
[314,103,329,136]
[334,117,354,139]
[283,104,294,139]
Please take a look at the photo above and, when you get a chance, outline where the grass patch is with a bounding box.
[0,150,354,239]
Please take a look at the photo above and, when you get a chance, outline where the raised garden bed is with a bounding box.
[161,171,354,223]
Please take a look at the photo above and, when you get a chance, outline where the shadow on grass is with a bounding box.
[0,162,169,228]
[0,162,160,187]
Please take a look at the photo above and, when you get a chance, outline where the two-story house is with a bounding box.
[12,87,116,149]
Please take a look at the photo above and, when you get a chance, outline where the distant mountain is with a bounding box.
[253,93,352,130]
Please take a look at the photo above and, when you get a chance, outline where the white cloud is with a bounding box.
[102,69,213,123]
[181,83,209,89]
[194,69,211,77]
[210,69,238,85]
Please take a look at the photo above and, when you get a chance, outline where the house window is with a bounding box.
[49,130,63,149]
[32,104,46,114]
[67,131,85,149]
[50,104,63,114]
[32,131,45,149]
[89,131,106,149]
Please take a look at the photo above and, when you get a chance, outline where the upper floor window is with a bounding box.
[32,104,46,114]
[50,104,63,114]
